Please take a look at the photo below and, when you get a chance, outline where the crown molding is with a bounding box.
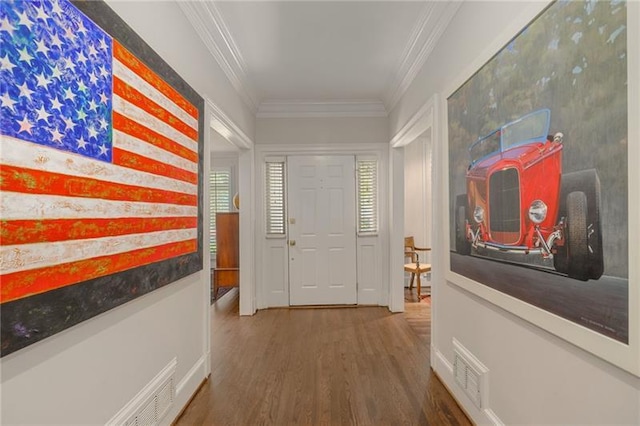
[179,2,259,113]
[384,1,462,112]
[257,100,388,118]
[206,98,254,150]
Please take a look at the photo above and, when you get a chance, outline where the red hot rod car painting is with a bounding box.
[455,109,604,281]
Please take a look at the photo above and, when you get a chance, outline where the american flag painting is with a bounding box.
[0,0,203,355]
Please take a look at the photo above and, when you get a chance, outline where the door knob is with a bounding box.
[289,240,296,246]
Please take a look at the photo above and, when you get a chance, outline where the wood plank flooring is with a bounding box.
[175,289,470,425]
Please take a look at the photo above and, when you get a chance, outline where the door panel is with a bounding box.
[288,155,356,305]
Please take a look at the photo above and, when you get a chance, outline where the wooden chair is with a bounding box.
[404,236,431,299]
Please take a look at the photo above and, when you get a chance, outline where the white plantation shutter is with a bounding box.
[265,160,286,236]
[209,169,231,253]
[357,159,378,235]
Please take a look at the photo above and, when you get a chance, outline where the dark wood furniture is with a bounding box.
[213,212,239,298]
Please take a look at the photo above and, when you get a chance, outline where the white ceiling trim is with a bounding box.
[383,1,462,112]
[206,98,254,150]
[178,2,259,113]
[257,100,387,119]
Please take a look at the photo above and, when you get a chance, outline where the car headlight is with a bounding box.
[473,206,484,223]
[528,200,547,224]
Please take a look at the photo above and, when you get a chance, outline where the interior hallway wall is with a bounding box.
[390,1,640,424]
[0,1,255,424]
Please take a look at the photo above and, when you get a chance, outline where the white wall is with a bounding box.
[390,1,640,424]
[0,1,255,424]
[256,116,389,145]
[403,134,431,248]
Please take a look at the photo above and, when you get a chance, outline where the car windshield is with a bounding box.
[468,109,551,165]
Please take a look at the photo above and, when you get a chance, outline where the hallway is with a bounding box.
[176,290,470,425]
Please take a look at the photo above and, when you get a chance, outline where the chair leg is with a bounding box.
[409,273,415,290]
[417,272,421,299]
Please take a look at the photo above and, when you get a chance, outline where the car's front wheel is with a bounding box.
[566,191,590,281]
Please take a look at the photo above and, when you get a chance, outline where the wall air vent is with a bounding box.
[109,358,177,426]
[452,339,488,409]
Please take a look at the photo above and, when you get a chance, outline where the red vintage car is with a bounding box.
[455,109,603,281]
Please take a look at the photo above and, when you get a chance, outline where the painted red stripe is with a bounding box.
[1,217,197,245]
[113,40,198,120]
[113,76,198,142]
[113,112,198,163]
[0,240,197,303]
[113,148,198,185]
[0,165,197,206]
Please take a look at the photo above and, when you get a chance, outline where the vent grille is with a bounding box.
[489,168,520,233]
[452,339,488,409]
[109,359,177,426]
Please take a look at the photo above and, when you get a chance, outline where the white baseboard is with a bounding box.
[161,354,208,426]
[433,347,504,426]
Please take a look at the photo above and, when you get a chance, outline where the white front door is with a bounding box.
[287,155,357,305]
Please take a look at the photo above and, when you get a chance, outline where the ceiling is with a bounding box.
[179,1,461,116]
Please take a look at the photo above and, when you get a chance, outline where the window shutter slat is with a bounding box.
[356,159,378,235]
[210,169,232,254]
[266,162,286,235]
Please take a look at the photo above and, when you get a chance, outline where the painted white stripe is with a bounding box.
[113,130,197,174]
[0,192,197,220]
[1,135,197,196]
[0,228,197,274]
[114,59,198,130]
[113,95,198,151]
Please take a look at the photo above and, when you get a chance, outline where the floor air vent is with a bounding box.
[452,339,487,409]
[109,358,177,426]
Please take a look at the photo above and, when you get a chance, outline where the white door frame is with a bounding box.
[254,143,389,310]
[389,94,438,315]
[207,98,255,317]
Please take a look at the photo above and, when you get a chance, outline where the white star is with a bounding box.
[64,25,76,43]
[88,126,98,139]
[35,72,49,88]
[77,21,87,37]
[63,87,75,102]
[99,92,109,104]
[99,66,109,79]
[0,17,16,34]
[18,47,33,63]
[76,50,88,65]
[50,64,63,79]
[88,44,98,57]
[77,80,88,92]
[51,1,64,16]
[50,33,64,50]
[77,109,87,121]
[0,54,16,72]
[88,72,98,85]
[99,38,109,52]
[62,115,75,131]
[35,5,49,22]
[17,116,33,134]
[98,144,109,157]
[50,127,64,144]
[77,135,88,150]
[88,99,98,112]
[17,11,32,28]
[35,38,49,55]
[18,82,34,98]
[35,105,51,122]
[50,97,63,111]
[62,56,74,71]
[97,117,108,130]
[0,92,17,110]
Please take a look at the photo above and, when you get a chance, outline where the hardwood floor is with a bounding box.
[175,288,470,425]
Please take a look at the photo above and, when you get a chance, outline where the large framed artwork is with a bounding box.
[445,1,639,375]
[0,0,204,356]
